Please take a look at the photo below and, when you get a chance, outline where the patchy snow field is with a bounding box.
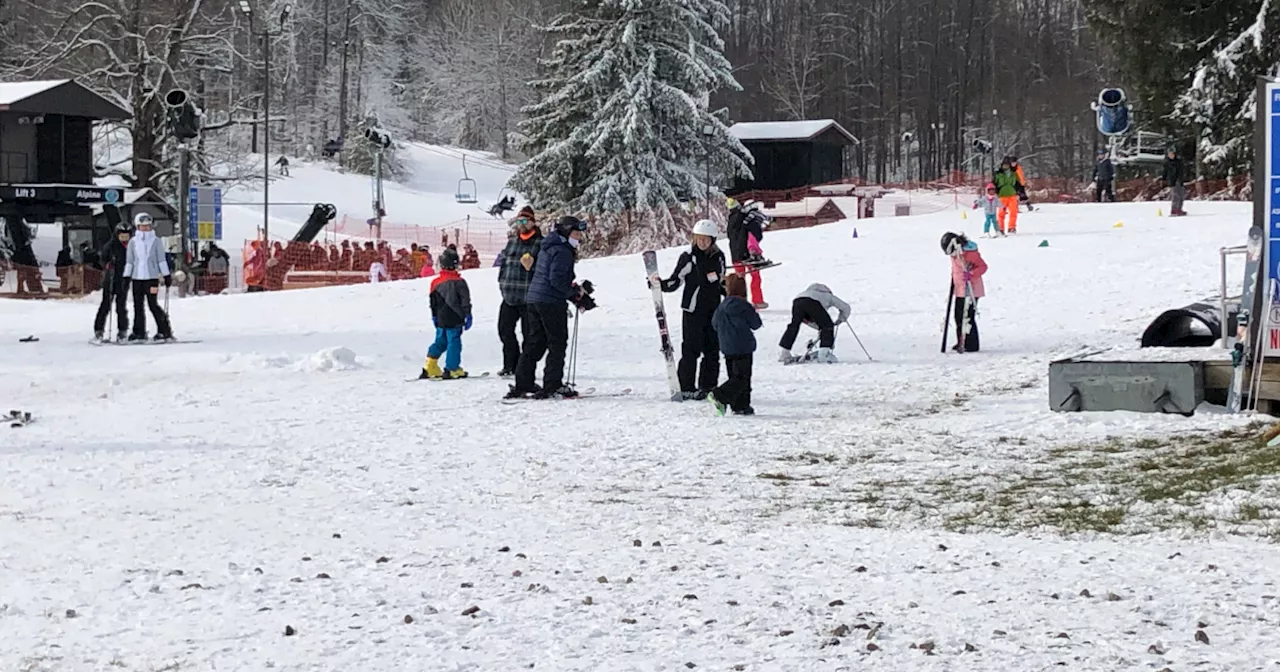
[3,201,1280,670]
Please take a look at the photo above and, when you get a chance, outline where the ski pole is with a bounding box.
[845,322,873,361]
[568,306,580,387]
[940,282,953,353]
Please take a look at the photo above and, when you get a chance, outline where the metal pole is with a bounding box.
[178,143,191,297]
[844,322,873,361]
[263,29,271,244]
[704,135,710,219]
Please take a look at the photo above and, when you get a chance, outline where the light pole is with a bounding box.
[702,123,714,219]
[239,1,291,244]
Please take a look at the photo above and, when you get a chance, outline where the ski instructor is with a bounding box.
[652,218,725,399]
[508,215,588,400]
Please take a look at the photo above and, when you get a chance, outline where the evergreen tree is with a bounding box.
[509,0,752,249]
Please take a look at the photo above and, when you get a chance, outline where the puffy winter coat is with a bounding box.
[123,230,170,280]
[497,229,543,305]
[430,269,472,328]
[96,239,129,287]
[795,283,851,323]
[951,246,988,298]
[979,195,999,216]
[992,169,1019,198]
[1093,158,1115,183]
[712,295,762,356]
[726,208,764,262]
[659,243,726,316]
[1163,156,1185,185]
[524,231,576,304]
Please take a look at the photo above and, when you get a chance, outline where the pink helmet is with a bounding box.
[985,182,996,190]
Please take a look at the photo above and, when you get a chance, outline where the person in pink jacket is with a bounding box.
[419,247,436,278]
[942,231,988,353]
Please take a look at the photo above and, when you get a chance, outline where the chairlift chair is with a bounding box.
[455,155,478,204]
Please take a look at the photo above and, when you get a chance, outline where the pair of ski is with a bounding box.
[940,256,976,354]
[501,388,632,403]
[90,338,200,346]
[1227,225,1265,412]
[406,371,491,382]
[7,410,32,428]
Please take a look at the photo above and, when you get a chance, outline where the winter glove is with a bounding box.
[163,275,172,288]
[962,270,973,282]
[464,315,473,331]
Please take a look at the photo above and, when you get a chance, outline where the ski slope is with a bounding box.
[3,201,1280,670]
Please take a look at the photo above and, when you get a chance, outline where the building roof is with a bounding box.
[0,79,130,120]
[760,196,852,219]
[729,120,858,144]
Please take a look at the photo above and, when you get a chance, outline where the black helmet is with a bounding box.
[438,247,460,270]
[555,215,587,237]
[114,222,133,235]
[940,231,967,255]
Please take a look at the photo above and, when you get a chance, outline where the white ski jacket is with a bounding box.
[796,283,851,324]
[123,231,171,280]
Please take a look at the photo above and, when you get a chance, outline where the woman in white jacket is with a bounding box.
[122,213,174,341]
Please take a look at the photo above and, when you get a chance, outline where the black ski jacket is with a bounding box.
[1093,158,1114,183]
[726,208,764,263]
[659,244,726,316]
[1162,156,1185,185]
[96,239,129,288]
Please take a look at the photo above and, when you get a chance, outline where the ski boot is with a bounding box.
[497,369,515,379]
[154,332,174,342]
[535,385,578,399]
[117,331,127,342]
[735,406,755,416]
[127,332,145,342]
[778,347,793,363]
[94,330,104,341]
[422,357,443,379]
[752,301,769,310]
[505,383,541,399]
[442,368,468,380]
[813,347,838,363]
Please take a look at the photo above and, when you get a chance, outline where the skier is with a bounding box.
[420,247,472,379]
[726,197,768,309]
[461,243,481,270]
[1160,147,1187,216]
[992,158,1020,234]
[942,232,988,353]
[508,215,589,399]
[496,206,542,377]
[93,221,132,341]
[650,218,726,400]
[369,256,389,283]
[777,283,850,363]
[1093,149,1115,202]
[708,274,761,416]
[275,155,290,176]
[977,183,1002,237]
[1010,156,1033,211]
[122,213,174,341]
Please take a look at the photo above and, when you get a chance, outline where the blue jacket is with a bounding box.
[712,296,762,356]
[524,231,576,304]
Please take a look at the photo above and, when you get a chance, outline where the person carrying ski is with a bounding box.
[122,213,174,341]
[942,232,988,353]
[977,183,1001,237]
[1093,149,1115,202]
[709,273,761,416]
[726,197,767,309]
[651,218,726,400]
[777,283,850,363]
[496,206,542,377]
[1160,146,1187,216]
[420,247,472,379]
[1009,156,1033,211]
[93,221,132,341]
[508,215,589,399]
[992,158,1020,234]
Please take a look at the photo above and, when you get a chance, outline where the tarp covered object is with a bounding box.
[1140,302,1221,347]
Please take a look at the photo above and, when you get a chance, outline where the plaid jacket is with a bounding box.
[497,230,544,305]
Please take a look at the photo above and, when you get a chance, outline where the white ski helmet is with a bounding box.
[692,219,718,238]
[133,212,154,228]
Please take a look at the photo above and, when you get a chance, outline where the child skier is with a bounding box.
[977,183,1002,237]
[777,283,851,363]
[992,158,1020,234]
[941,232,988,353]
[709,273,762,416]
[420,247,472,379]
[726,197,768,309]
[652,218,726,399]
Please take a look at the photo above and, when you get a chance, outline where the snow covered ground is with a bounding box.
[4,201,1280,670]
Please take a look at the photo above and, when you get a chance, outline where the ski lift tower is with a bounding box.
[456,155,477,204]
[362,115,392,239]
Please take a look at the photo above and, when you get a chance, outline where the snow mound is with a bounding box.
[296,346,363,372]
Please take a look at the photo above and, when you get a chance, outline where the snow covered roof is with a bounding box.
[729,120,858,144]
[760,196,852,219]
[0,79,130,120]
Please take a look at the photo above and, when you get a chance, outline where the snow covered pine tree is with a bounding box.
[508,0,753,248]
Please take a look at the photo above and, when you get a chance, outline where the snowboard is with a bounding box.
[643,250,683,401]
[406,371,490,382]
[500,387,632,404]
[1228,225,1265,412]
[7,410,32,428]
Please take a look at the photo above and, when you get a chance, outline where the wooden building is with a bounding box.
[728,120,858,195]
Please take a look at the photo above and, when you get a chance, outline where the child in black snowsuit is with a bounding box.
[709,274,762,415]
